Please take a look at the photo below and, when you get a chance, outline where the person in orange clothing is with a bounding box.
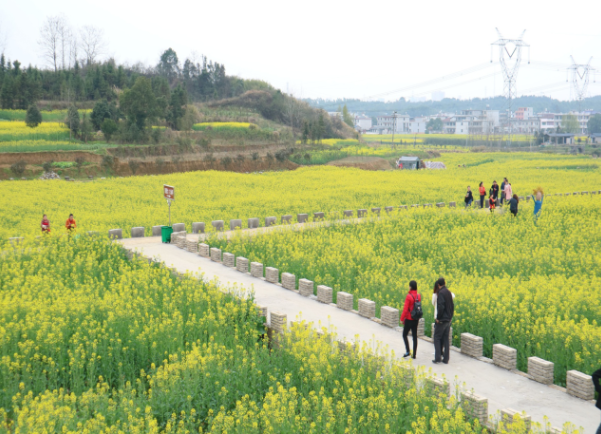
[65,213,77,231]
[41,214,51,233]
[478,182,486,209]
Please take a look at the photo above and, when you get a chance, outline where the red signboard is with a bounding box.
[163,185,175,200]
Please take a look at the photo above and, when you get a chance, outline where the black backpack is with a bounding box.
[410,293,423,320]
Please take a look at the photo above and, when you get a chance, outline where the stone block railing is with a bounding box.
[223,252,235,267]
[527,357,554,385]
[265,216,277,227]
[499,408,531,432]
[199,243,210,257]
[381,306,400,328]
[461,391,488,425]
[152,225,162,236]
[172,223,185,232]
[281,215,292,224]
[299,278,314,297]
[371,207,381,216]
[336,292,353,311]
[210,247,221,262]
[357,209,367,218]
[109,228,123,239]
[425,376,450,396]
[566,370,595,400]
[282,272,296,290]
[186,239,198,253]
[248,218,260,229]
[250,262,263,278]
[317,285,333,304]
[230,219,242,230]
[358,298,376,318]
[343,210,353,217]
[211,220,224,231]
[493,344,517,370]
[265,266,279,283]
[297,213,308,223]
[192,222,205,234]
[460,333,483,358]
[236,256,249,272]
[313,212,325,221]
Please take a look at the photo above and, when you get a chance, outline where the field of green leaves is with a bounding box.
[0,235,489,433]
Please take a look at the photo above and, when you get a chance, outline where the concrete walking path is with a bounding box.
[120,237,597,433]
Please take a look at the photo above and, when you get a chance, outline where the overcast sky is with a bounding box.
[2,0,601,102]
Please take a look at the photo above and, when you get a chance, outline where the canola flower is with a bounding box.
[192,122,257,130]
[0,121,70,142]
[0,139,94,153]
[2,152,599,239]
[212,196,601,386]
[0,235,518,433]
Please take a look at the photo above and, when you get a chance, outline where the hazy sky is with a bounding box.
[2,0,601,102]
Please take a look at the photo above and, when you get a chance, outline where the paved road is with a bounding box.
[121,236,597,433]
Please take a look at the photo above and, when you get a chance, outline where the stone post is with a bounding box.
[265,267,279,283]
[357,209,367,218]
[152,225,163,236]
[358,298,376,318]
[297,214,308,223]
[299,278,314,297]
[380,306,400,328]
[108,229,123,239]
[336,292,353,311]
[198,243,210,257]
[566,370,595,400]
[131,227,145,237]
[281,272,296,290]
[281,215,292,224]
[172,223,185,232]
[250,262,263,278]
[192,222,205,234]
[313,212,325,221]
[210,247,222,262]
[230,219,242,230]
[248,218,260,229]
[211,220,224,231]
[460,333,483,358]
[527,357,554,385]
[265,216,277,227]
[461,391,488,425]
[317,285,333,304]
[492,344,517,370]
[236,257,249,272]
[223,252,235,268]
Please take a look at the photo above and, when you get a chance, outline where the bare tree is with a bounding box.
[79,25,106,65]
[38,16,68,71]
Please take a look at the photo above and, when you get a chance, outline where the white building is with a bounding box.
[376,114,410,133]
[409,117,426,134]
[354,115,372,131]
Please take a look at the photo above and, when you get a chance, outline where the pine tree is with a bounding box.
[67,105,80,136]
[25,104,42,128]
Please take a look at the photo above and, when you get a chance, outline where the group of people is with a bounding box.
[41,213,77,233]
[464,178,545,218]
[400,277,455,364]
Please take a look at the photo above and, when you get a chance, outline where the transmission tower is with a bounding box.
[568,56,594,111]
[491,28,530,147]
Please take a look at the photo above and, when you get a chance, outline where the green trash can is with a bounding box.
[161,225,173,243]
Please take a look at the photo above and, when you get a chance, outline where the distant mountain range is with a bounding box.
[304,95,601,118]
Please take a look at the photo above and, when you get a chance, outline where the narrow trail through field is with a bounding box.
[121,236,597,433]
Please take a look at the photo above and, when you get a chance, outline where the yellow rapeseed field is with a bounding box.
[0,121,70,142]
[0,235,498,433]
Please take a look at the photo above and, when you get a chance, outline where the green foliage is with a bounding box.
[427,117,443,132]
[42,160,53,173]
[100,118,118,142]
[91,100,119,130]
[561,114,579,134]
[342,104,353,127]
[10,160,26,177]
[67,105,80,134]
[166,85,187,130]
[25,104,42,128]
[119,77,159,133]
[588,114,601,135]
[101,155,115,172]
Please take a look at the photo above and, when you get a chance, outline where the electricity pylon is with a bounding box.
[491,28,530,147]
[568,56,594,111]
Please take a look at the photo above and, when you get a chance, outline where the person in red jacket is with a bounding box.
[65,214,77,232]
[478,182,486,209]
[41,214,50,233]
[401,280,421,359]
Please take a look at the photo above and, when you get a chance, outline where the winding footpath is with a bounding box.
[119,234,598,433]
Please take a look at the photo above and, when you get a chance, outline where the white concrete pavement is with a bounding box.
[120,236,597,433]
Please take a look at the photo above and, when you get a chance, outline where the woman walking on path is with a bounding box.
[465,186,474,208]
[478,182,486,209]
[41,214,50,233]
[401,280,422,359]
[508,194,519,217]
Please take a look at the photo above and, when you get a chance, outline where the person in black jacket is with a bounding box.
[508,194,519,217]
[464,186,474,209]
[593,367,601,434]
[433,277,454,364]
